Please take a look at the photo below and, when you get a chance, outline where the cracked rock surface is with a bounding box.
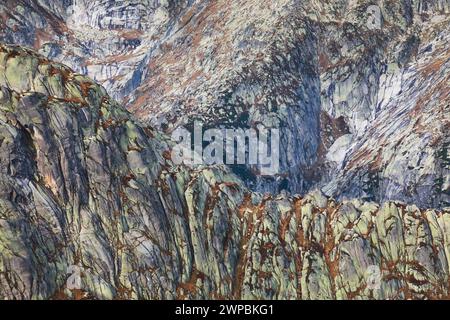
[1,0,448,206]
[1,44,450,300]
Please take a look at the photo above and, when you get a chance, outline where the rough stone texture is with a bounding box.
[3,0,448,207]
[1,44,450,300]
[322,19,450,208]
[0,0,193,100]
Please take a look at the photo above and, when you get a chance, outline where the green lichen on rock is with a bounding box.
[0,44,450,300]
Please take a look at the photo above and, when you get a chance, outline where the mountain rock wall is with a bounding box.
[1,44,449,299]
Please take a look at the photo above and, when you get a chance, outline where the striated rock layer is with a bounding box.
[2,0,448,207]
[1,44,450,300]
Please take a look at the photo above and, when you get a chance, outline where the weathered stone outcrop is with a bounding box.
[1,0,449,207]
[1,44,450,300]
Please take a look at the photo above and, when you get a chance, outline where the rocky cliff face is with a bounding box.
[2,0,447,207]
[0,0,193,100]
[1,44,450,300]
[0,0,449,300]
